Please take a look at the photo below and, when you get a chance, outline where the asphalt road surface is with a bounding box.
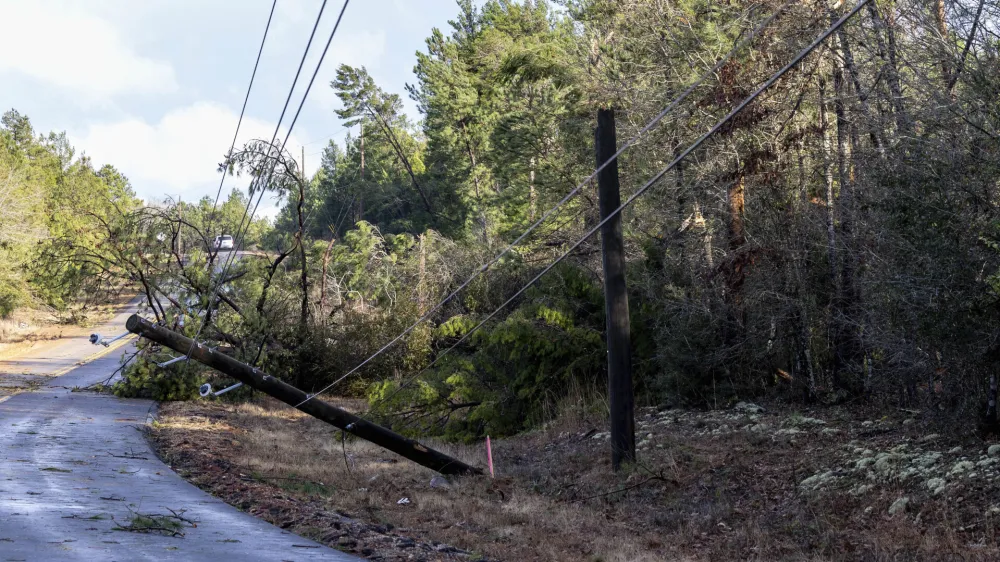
[0,308,355,561]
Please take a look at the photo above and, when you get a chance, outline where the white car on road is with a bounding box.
[214,235,234,251]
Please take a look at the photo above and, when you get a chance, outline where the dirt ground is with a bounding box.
[151,397,1000,561]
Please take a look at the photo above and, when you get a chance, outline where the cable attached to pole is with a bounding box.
[300,0,871,410]
[292,0,798,401]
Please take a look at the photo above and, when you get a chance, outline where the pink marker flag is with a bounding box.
[486,435,495,478]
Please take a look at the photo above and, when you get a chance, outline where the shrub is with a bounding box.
[113,338,202,401]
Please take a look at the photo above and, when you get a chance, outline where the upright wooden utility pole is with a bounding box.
[595,108,635,471]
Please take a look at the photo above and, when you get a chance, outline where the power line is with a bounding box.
[293,0,800,407]
[227,0,355,371]
[214,0,333,274]
[234,0,351,266]
[188,0,350,359]
[205,0,277,239]
[303,126,353,161]
[297,156,365,239]
[301,124,351,147]
[189,0,333,357]
[359,0,872,412]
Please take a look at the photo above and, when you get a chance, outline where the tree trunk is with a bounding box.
[693,200,713,271]
[418,233,427,314]
[368,107,434,215]
[358,121,365,223]
[834,13,885,157]
[947,0,987,93]
[460,119,488,234]
[830,51,862,394]
[819,76,839,287]
[988,375,998,423]
[528,157,537,222]
[793,125,816,398]
[727,172,746,252]
[296,176,309,389]
[674,144,688,266]
[723,167,747,352]
[933,0,951,84]
[866,1,910,139]
[320,234,336,318]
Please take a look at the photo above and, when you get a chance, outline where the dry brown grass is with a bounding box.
[152,398,1000,561]
[0,309,69,360]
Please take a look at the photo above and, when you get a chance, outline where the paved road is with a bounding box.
[0,309,136,399]
[205,249,270,275]
[0,311,355,561]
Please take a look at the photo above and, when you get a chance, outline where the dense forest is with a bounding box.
[4,0,1000,439]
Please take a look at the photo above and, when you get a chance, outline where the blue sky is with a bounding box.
[0,0,469,217]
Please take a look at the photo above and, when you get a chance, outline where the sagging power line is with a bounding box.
[360,0,872,413]
[126,0,869,478]
[293,0,800,408]
[187,0,351,361]
[127,314,480,475]
[204,0,278,239]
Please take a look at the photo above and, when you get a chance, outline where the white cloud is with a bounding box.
[0,1,177,97]
[74,102,310,213]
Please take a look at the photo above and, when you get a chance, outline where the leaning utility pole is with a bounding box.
[596,108,635,471]
[126,315,481,476]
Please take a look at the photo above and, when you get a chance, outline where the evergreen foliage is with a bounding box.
[9,0,1000,434]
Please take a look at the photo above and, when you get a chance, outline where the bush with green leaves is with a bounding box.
[0,276,28,318]
[368,264,606,439]
[114,354,202,401]
[112,317,204,401]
